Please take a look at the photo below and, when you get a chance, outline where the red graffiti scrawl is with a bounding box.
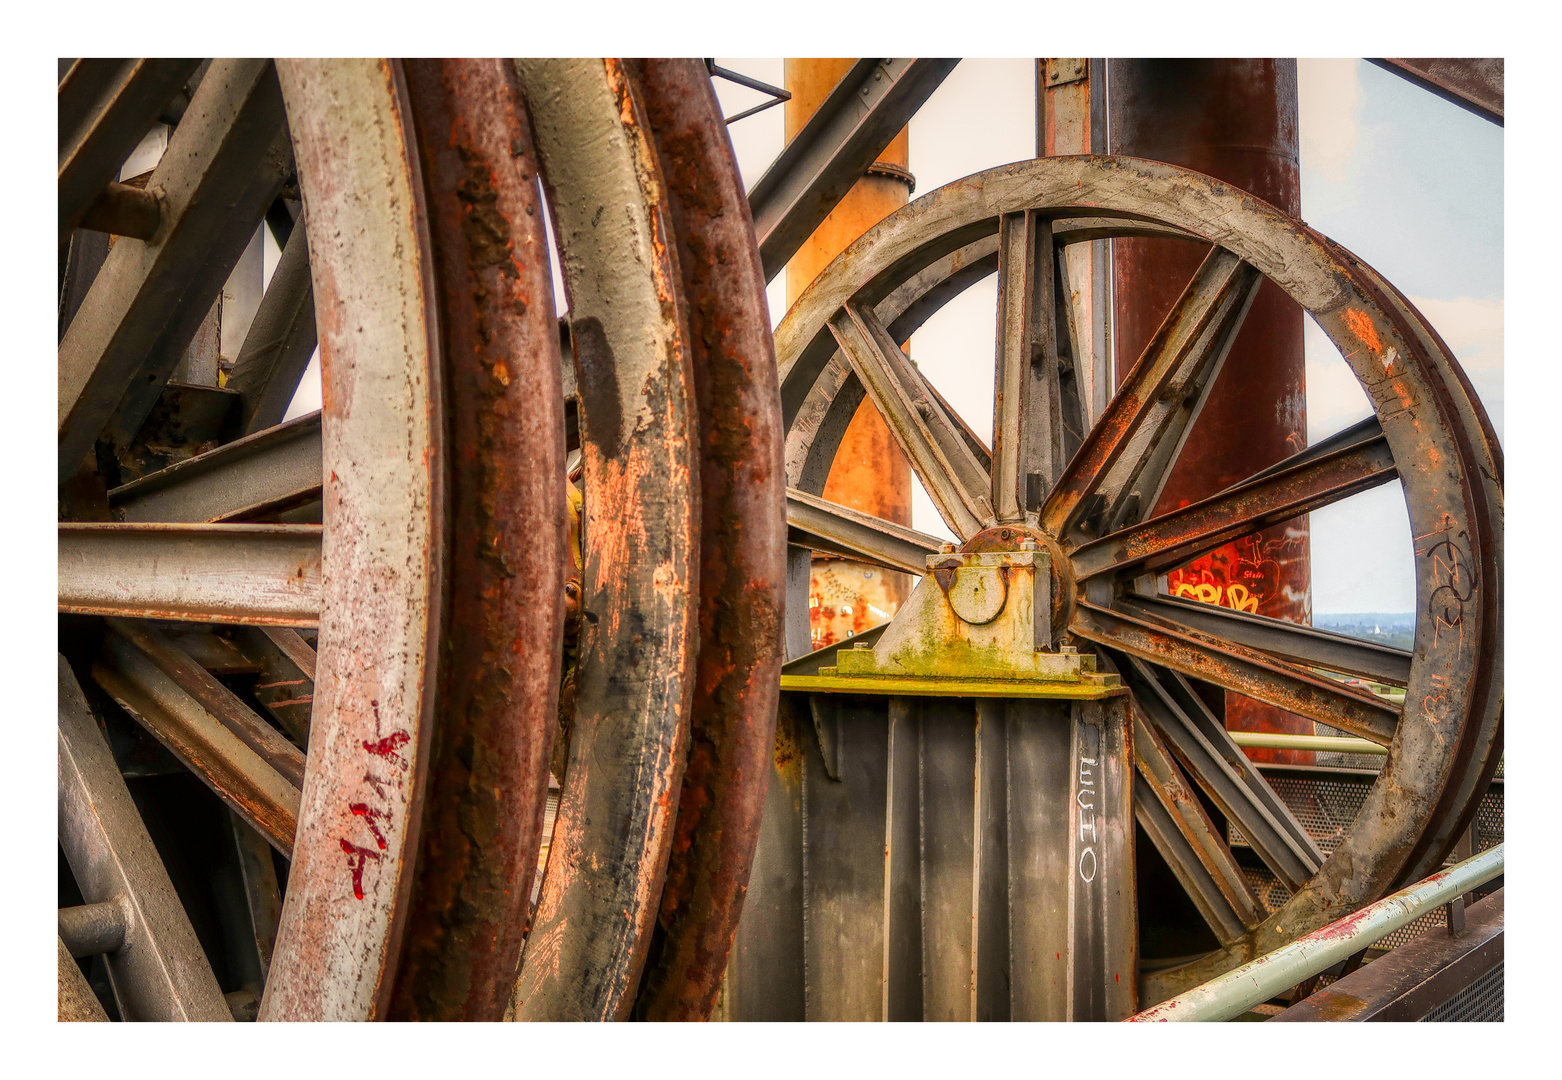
[339,838,383,900]
[362,730,410,766]
[349,803,391,850]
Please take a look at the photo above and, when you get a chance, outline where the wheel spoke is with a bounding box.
[58,59,202,244]
[108,410,322,523]
[225,213,319,436]
[992,212,1083,518]
[1133,709,1262,944]
[92,630,301,856]
[229,812,283,993]
[1073,600,1400,745]
[232,626,316,747]
[1241,413,1383,485]
[786,487,944,575]
[1121,657,1325,892]
[914,363,992,471]
[1070,426,1397,581]
[1041,247,1261,540]
[58,657,233,1021]
[58,523,322,626]
[829,300,994,539]
[1123,593,1412,687]
[58,59,292,482]
[105,618,306,787]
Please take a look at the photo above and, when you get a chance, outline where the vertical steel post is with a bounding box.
[1037,59,1112,422]
[1107,59,1313,763]
[1002,698,1136,1019]
[786,58,915,651]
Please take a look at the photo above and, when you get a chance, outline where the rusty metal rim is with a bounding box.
[509,57,700,1022]
[621,58,786,1023]
[387,58,568,1022]
[772,155,1501,1000]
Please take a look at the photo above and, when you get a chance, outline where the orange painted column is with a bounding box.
[785,58,916,649]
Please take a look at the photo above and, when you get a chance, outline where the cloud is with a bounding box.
[1404,294,1504,441]
[1305,295,1503,444]
[1298,59,1362,185]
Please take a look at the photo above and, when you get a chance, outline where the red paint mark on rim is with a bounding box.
[339,838,383,900]
[350,802,391,850]
[363,730,411,764]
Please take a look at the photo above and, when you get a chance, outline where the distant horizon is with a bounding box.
[1313,611,1416,623]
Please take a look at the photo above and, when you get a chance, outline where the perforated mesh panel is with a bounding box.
[1420,963,1504,1022]
[1229,775,1503,951]
[1228,775,1503,858]
[1237,863,1458,950]
[1227,775,1372,855]
[1476,793,1505,849]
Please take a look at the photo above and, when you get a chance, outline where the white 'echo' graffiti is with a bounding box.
[1076,753,1098,884]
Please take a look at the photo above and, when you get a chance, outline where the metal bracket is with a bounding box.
[815,545,1119,689]
[1045,58,1088,88]
[705,60,791,125]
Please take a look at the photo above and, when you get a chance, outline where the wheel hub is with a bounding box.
[958,522,1075,646]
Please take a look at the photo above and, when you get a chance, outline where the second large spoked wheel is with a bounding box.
[777,155,1502,999]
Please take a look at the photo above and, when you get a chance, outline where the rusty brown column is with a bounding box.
[1108,59,1312,763]
[786,58,916,649]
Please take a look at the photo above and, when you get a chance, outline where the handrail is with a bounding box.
[1229,731,1388,756]
[1126,843,1505,1022]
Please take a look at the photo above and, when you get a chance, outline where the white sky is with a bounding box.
[714,58,1504,617]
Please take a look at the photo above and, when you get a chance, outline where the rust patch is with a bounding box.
[388,58,566,1022]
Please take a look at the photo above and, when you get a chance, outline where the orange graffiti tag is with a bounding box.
[1341,307,1383,356]
[1171,580,1260,613]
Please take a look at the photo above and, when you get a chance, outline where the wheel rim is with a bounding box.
[621,58,787,1023]
[387,58,568,1022]
[774,154,1502,999]
[58,58,564,1022]
[506,57,701,1021]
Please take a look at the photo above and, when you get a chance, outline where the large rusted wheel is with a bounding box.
[775,155,1502,1003]
[58,57,567,1021]
[506,58,784,1022]
[57,58,783,1022]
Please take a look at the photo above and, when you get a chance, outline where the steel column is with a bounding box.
[786,59,919,651]
[728,690,1134,1021]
